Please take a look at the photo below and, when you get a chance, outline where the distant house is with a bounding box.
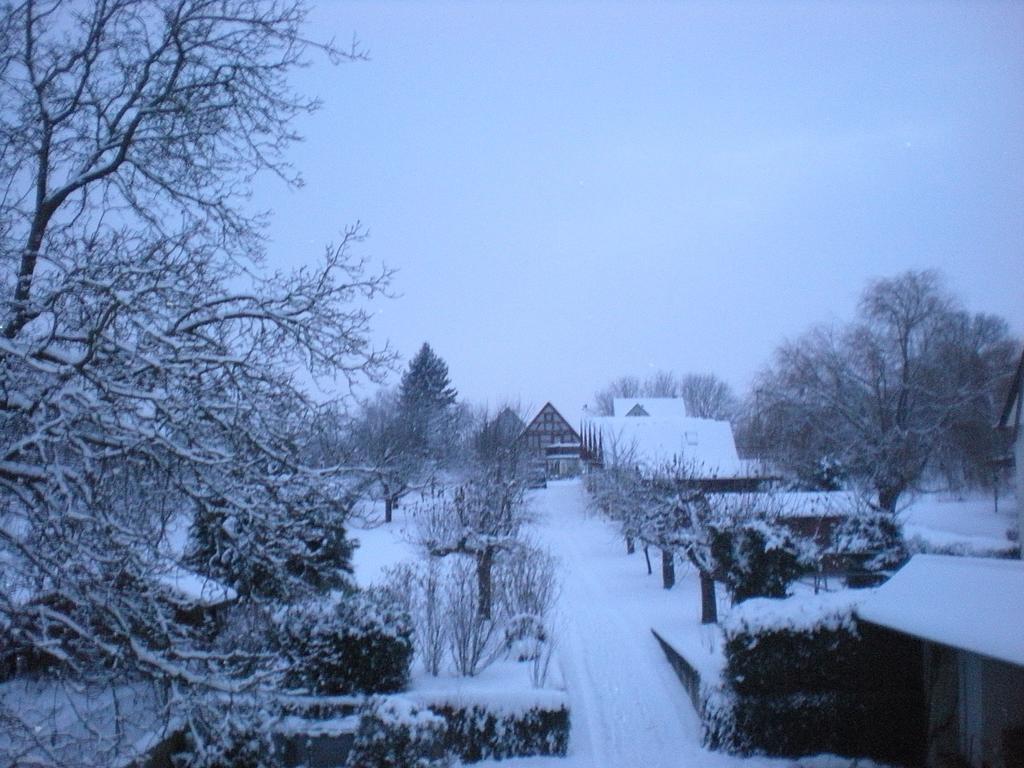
[518,402,582,479]
[481,406,526,453]
[492,407,526,438]
[858,555,1024,768]
[583,397,761,489]
[612,397,688,419]
[997,348,1023,559]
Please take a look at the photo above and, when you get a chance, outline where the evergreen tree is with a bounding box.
[398,343,458,459]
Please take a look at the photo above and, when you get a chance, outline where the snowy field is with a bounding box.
[351,480,907,768]
[900,491,1017,556]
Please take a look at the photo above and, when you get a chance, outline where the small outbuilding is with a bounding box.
[857,554,1024,768]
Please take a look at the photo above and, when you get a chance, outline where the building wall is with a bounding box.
[1017,435,1023,561]
[977,654,1024,768]
[924,642,1024,768]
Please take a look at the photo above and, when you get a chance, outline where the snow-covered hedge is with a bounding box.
[346,696,451,768]
[345,693,570,766]
[276,588,413,695]
[429,701,570,762]
[722,592,864,694]
[708,592,924,764]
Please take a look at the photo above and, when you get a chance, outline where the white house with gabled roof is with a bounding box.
[583,397,748,481]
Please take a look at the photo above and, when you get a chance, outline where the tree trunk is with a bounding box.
[477,547,494,620]
[661,549,675,589]
[384,495,394,524]
[699,571,718,624]
[626,536,635,555]
[877,483,902,514]
[643,545,652,575]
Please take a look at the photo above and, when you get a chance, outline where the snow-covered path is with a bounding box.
[488,479,862,768]
[530,480,705,768]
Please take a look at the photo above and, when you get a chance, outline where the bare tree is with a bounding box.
[644,370,680,398]
[414,470,528,621]
[592,375,642,415]
[349,389,423,523]
[752,271,1016,511]
[592,371,737,419]
[0,2,390,765]
[588,458,723,622]
[679,373,738,420]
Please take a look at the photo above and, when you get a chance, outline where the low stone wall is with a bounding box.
[650,629,702,713]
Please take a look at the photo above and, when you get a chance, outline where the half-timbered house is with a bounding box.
[519,402,582,479]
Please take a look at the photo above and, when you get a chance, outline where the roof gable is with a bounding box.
[521,402,581,442]
[612,397,687,419]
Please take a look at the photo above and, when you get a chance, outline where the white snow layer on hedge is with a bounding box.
[721,590,866,639]
[371,695,448,728]
[408,662,568,717]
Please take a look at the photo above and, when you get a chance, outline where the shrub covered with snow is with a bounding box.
[710,592,924,763]
[709,520,809,602]
[831,508,907,583]
[383,560,448,677]
[346,696,451,768]
[429,701,570,762]
[172,698,282,768]
[186,503,356,601]
[276,588,413,695]
[722,593,865,695]
[384,534,559,680]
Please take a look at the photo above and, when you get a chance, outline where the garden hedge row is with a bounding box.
[710,607,925,765]
[429,702,570,762]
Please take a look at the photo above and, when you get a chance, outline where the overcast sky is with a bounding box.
[254,0,1024,417]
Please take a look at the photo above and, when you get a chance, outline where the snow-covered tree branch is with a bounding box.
[0,2,392,765]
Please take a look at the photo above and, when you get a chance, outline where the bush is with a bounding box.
[710,521,808,602]
[382,560,447,677]
[707,688,922,758]
[346,697,451,768]
[444,558,504,677]
[173,700,279,768]
[713,595,925,764]
[384,542,561,679]
[276,588,413,695]
[429,702,570,762]
[832,508,907,579]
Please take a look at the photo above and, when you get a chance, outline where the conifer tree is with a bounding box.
[398,343,459,460]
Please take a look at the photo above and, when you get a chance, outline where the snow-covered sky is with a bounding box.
[255,1,1024,414]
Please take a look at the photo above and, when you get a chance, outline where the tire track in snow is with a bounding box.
[531,480,704,768]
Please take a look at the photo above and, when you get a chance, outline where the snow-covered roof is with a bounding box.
[612,397,688,419]
[590,415,744,477]
[857,554,1024,667]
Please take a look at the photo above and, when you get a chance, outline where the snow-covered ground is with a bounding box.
[900,491,1017,556]
[351,480,888,767]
